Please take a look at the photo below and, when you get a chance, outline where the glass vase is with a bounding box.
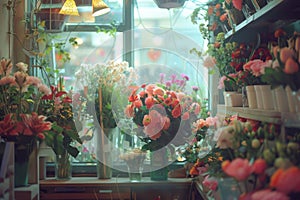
[55,151,72,180]
[218,178,241,200]
[150,147,168,181]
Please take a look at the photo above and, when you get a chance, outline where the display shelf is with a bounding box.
[217,104,282,124]
[281,112,300,128]
[224,0,300,42]
[39,177,194,200]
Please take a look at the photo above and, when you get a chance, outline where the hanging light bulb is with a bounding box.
[59,0,80,16]
[92,0,110,17]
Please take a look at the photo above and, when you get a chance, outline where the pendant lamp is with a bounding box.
[92,0,111,16]
[153,0,186,9]
[59,0,80,16]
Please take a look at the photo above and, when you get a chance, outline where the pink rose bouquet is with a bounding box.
[125,73,203,152]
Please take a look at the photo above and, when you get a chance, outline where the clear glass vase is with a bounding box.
[55,151,72,180]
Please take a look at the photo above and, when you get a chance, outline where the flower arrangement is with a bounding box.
[40,83,82,158]
[75,60,136,128]
[261,30,300,91]
[200,116,300,199]
[0,58,52,161]
[125,73,203,152]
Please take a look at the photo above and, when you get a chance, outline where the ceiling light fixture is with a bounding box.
[92,0,111,16]
[153,0,186,9]
[59,0,80,16]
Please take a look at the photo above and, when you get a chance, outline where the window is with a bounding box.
[36,0,209,175]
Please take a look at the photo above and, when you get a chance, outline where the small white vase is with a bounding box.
[273,86,289,112]
[224,91,243,107]
[254,85,264,109]
[246,85,257,109]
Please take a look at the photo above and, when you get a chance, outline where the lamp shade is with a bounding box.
[92,0,111,16]
[153,0,186,9]
[59,0,80,16]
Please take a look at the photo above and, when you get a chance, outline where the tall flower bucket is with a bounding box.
[246,85,257,109]
[150,147,168,181]
[14,141,35,187]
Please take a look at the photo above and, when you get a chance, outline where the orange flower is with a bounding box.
[215,3,221,9]
[220,13,227,22]
[270,166,300,194]
[143,115,151,126]
[163,117,170,130]
[133,99,143,108]
[207,6,214,15]
[280,47,296,63]
[274,29,286,38]
[171,105,181,118]
[124,105,134,118]
[145,96,155,109]
[284,57,299,74]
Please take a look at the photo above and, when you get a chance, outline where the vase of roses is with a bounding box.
[125,73,203,180]
[0,58,52,187]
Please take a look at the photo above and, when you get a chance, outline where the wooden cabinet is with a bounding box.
[39,177,195,200]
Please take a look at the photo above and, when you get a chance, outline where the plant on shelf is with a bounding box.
[198,115,300,200]
[262,29,300,92]
[0,58,52,186]
[191,0,230,40]
[40,82,82,159]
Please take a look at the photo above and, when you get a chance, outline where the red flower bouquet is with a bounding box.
[125,73,202,152]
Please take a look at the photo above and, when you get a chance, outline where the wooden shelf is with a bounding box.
[217,104,282,124]
[225,0,300,42]
[39,177,194,200]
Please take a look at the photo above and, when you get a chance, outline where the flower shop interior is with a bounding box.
[1,0,300,199]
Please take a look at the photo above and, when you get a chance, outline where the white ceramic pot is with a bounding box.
[273,86,289,112]
[223,91,243,107]
[246,85,257,109]
[260,85,275,110]
[254,85,264,109]
[285,86,300,112]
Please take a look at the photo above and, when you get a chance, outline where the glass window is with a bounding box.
[41,0,209,175]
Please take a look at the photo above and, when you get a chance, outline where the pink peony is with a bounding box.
[144,110,165,139]
[205,116,218,127]
[215,126,235,149]
[284,57,299,74]
[222,158,253,181]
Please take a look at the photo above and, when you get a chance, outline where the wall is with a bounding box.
[0,0,26,63]
[0,1,11,59]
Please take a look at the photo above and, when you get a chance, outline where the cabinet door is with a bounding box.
[133,184,192,200]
